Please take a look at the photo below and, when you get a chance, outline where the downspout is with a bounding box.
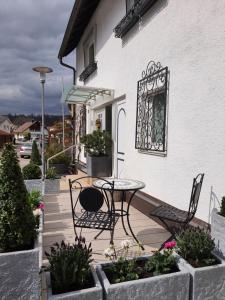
[59,57,77,170]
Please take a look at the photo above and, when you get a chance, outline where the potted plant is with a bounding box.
[0,143,41,299]
[80,130,112,177]
[30,140,41,165]
[211,196,225,258]
[176,227,225,300]
[96,240,189,300]
[45,167,60,194]
[45,143,71,175]
[23,162,42,193]
[45,237,102,299]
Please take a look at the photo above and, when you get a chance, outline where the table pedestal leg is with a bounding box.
[126,190,145,250]
[121,191,129,235]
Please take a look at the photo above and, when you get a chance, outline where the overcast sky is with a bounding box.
[0,0,75,115]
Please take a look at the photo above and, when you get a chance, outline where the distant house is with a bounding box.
[14,121,44,140]
[0,129,13,148]
[0,116,14,133]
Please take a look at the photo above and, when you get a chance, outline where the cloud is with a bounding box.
[0,0,75,115]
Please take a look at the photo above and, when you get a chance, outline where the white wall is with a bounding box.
[75,0,225,222]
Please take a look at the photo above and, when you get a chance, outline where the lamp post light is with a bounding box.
[32,66,53,195]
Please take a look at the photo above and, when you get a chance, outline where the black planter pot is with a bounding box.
[87,156,112,177]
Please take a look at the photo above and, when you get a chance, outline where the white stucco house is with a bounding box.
[58,0,225,224]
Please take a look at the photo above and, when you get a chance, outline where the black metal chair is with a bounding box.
[69,176,119,245]
[149,173,204,249]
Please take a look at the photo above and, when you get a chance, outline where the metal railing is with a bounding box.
[46,144,81,170]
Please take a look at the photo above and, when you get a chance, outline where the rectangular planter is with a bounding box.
[211,208,225,259]
[96,257,189,300]
[87,156,112,177]
[45,179,60,195]
[24,179,42,193]
[46,266,102,300]
[0,211,43,300]
[177,253,225,300]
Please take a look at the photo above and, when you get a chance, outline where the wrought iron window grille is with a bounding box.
[114,0,158,38]
[135,61,168,153]
[79,61,97,82]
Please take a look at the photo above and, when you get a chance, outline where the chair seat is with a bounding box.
[150,205,191,223]
[75,211,120,231]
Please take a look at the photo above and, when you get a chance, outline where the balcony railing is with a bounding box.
[79,61,97,82]
[114,0,158,38]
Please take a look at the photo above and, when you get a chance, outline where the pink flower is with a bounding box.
[164,241,176,249]
[38,202,45,210]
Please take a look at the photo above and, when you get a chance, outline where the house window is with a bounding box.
[135,61,168,153]
[79,26,97,82]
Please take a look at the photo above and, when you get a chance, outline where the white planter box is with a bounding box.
[96,257,190,300]
[46,266,102,300]
[0,211,43,300]
[211,208,225,259]
[45,179,60,195]
[177,253,225,300]
[24,179,42,193]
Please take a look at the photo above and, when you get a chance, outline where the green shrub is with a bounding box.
[28,190,41,210]
[176,227,216,267]
[45,143,70,165]
[45,237,93,294]
[80,130,112,156]
[220,196,225,217]
[30,140,41,165]
[46,167,57,179]
[0,143,37,252]
[144,247,176,276]
[22,163,41,180]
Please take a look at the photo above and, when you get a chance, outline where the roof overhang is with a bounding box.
[62,85,114,105]
[58,0,101,58]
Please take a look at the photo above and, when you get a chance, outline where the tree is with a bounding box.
[0,143,37,252]
[30,140,41,165]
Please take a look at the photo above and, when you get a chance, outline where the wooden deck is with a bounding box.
[43,173,170,264]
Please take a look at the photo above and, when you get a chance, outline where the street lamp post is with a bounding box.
[32,66,53,195]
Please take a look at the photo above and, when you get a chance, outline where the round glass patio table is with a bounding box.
[93,178,145,249]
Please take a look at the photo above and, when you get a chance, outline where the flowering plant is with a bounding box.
[38,202,45,210]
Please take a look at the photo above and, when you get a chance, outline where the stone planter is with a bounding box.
[177,253,225,300]
[0,210,43,300]
[96,257,190,300]
[46,266,102,299]
[45,179,60,195]
[211,208,225,259]
[24,179,42,193]
[87,156,112,177]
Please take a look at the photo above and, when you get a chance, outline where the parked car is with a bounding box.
[19,143,32,158]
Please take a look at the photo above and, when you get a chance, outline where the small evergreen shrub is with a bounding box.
[46,167,57,179]
[45,237,93,294]
[23,163,41,180]
[176,227,216,267]
[0,143,37,252]
[30,140,41,165]
[220,196,225,217]
[80,130,112,156]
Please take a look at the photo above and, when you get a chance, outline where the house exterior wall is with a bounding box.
[75,0,225,222]
[0,119,14,133]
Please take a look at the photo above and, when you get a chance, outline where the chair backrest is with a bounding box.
[187,173,204,220]
[69,176,114,217]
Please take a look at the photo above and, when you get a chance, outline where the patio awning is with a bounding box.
[61,85,114,105]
